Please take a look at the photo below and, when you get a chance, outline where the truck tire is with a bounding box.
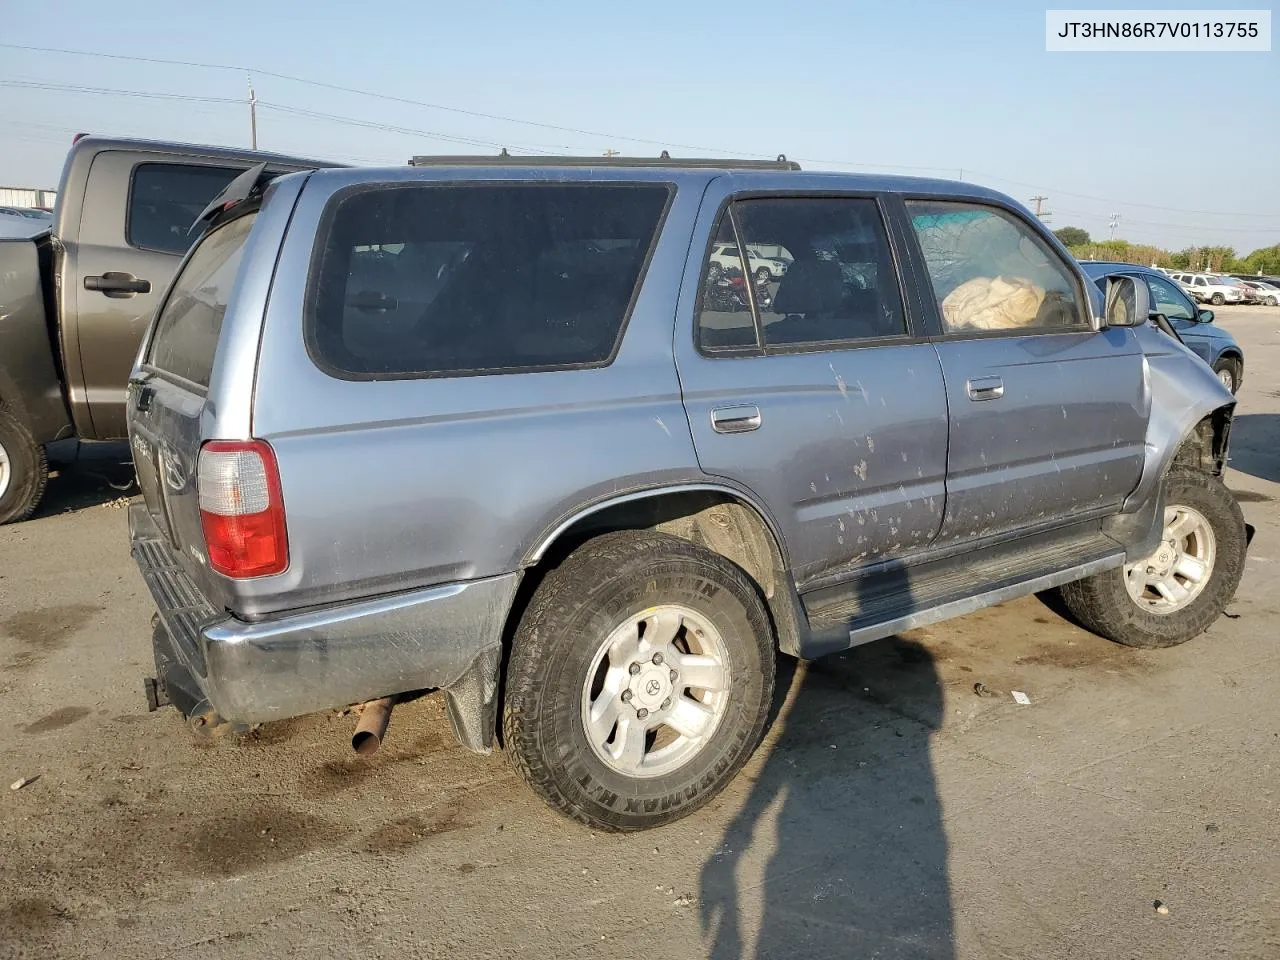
[1057,469,1245,648]
[1211,292,1225,305]
[503,530,776,831]
[0,406,48,525]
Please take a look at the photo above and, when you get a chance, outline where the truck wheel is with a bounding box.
[503,530,775,831]
[1211,293,1225,305]
[1057,469,1245,648]
[1212,358,1240,394]
[0,406,48,525]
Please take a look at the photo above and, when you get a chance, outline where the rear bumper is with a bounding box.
[129,503,518,729]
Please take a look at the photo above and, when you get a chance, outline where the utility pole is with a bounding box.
[247,75,258,149]
[1029,195,1052,222]
[1108,212,1121,240]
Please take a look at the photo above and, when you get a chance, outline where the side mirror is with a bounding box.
[1103,275,1150,328]
[1197,309,1215,324]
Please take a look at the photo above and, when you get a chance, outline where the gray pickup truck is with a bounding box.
[128,158,1247,832]
[0,137,324,523]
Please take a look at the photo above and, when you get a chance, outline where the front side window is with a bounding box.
[307,183,671,377]
[147,213,255,387]
[128,163,243,255]
[1147,275,1196,320]
[907,201,1086,334]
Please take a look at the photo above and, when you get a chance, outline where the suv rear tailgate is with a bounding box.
[128,212,258,592]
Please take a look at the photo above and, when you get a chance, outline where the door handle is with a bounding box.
[84,272,152,298]
[711,404,762,434]
[966,376,1004,401]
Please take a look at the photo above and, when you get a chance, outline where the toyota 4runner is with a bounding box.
[128,157,1247,831]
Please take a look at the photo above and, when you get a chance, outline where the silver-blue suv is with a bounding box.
[127,158,1247,831]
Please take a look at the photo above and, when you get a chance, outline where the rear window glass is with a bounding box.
[147,213,255,387]
[128,163,244,255]
[306,183,671,378]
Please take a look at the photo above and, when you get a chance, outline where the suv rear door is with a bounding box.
[902,199,1147,543]
[675,188,949,587]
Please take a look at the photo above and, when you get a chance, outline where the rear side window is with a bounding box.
[696,196,906,353]
[128,163,244,255]
[306,183,671,378]
[147,213,255,388]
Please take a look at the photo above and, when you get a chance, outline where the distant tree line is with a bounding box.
[1051,226,1280,276]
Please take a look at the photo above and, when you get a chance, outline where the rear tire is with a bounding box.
[503,531,776,831]
[1212,357,1241,394]
[1056,469,1245,648]
[0,406,48,525]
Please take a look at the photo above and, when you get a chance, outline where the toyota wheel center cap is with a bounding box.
[631,667,672,709]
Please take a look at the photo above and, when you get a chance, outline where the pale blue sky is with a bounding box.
[1,0,1276,252]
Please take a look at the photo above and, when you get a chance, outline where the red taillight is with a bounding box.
[197,440,289,578]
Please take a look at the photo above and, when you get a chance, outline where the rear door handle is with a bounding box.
[711,404,762,434]
[85,272,152,297]
[966,376,1004,401]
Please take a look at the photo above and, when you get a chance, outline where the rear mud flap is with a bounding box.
[443,644,502,754]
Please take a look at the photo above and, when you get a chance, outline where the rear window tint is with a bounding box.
[128,163,243,255]
[147,213,255,387]
[306,183,671,378]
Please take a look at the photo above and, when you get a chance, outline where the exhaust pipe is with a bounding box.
[351,697,395,755]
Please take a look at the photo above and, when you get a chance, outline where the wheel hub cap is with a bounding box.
[580,604,731,779]
[1124,504,1216,615]
[630,666,672,710]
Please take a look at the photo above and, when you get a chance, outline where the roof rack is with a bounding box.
[408,150,800,170]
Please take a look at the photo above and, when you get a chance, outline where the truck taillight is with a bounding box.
[197,440,289,578]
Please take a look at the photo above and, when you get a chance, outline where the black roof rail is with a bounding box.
[408,150,801,170]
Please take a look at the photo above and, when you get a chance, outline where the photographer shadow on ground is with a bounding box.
[700,619,954,959]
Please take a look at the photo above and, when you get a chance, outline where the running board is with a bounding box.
[800,528,1126,658]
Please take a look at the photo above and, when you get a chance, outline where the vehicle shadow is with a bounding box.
[1228,414,1280,484]
[700,599,953,957]
[33,442,137,518]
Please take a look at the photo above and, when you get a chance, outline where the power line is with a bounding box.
[0,42,1010,177]
[3,41,1277,223]
[0,78,242,105]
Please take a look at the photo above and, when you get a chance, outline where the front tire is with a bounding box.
[503,531,776,831]
[1211,293,1225,305]
[0,406,48,525]
[754,266,772,283]
[1213,358,1241,394]
[1057,469,1245,648]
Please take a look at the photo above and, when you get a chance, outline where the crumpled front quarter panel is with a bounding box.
[1125,323,1234,511]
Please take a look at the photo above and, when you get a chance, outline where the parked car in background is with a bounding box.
[1219,276,1259,303]
[1170,272,1244,305]
[1237,279,1280,306]
[0,137,332,524]
[128,159,1245,831]
[0,205,53,222]
[1081,262,1245,392]
[1228,276,1280,305]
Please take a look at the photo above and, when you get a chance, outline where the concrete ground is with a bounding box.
[2,306,1278,960]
